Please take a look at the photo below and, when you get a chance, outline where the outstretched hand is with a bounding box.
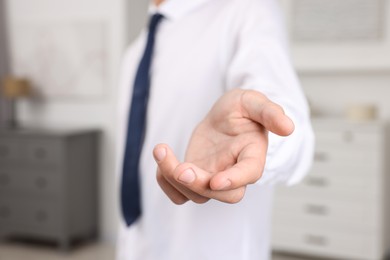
[153,89,294,204]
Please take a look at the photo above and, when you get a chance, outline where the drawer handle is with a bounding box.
[305,177,328,188]
[0,206,11,219]
[314,152,328,162]
[0,174,10,186]
[305,204,328,216]
[304,234,328,247]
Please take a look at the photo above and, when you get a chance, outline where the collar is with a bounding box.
[148,0,212,21]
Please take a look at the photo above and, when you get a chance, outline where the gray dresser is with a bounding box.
[0,128,99,250]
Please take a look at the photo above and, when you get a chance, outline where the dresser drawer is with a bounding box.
[312,146,380,176]
[0,169,62,195]
[0,198,62,232]
[25,139,63,165]
[315,130,381,149]
[272,226,379,260]
[0,138,63,166]
[0,138,21,163]
[275,172,379,201]
[273,197,379,231]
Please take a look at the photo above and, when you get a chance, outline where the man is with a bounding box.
[116,0,314,259]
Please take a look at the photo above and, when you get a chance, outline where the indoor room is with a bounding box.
[0,0,390,260]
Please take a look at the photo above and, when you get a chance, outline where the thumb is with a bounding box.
[241,90,295,136]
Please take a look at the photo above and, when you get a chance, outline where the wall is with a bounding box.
[4,0,149,244]
[0,0,9,124]
[126,0,149,44]
[284,0,390,122]
[4,0,150,244]
[301,72,390,120]
[0,0,7,75]
[126,0,390,125]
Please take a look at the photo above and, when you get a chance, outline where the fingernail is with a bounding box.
[217,179,232,190]
[154,147,166,162]
[178,168,196,184]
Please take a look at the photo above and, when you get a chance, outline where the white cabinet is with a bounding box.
[272,119,390,260]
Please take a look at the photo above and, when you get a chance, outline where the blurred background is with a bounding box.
[0,0,389,259]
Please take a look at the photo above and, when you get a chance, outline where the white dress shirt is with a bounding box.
[116,0,314,259]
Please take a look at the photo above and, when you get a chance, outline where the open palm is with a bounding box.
[153,89,294,204]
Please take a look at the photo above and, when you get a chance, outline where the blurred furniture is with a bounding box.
[272,118,389,260]
[1,77,31,129]
[0,129,99,250]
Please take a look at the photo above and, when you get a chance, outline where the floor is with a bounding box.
[0,241,314,260]
[0,241,115,260]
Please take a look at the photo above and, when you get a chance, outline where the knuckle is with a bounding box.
[160,168,174,181]
[245,89,258,97]
[249,170,263,184]
[156,171,168,184]
[156,175,166,189]
[225,188,246,204]
[192,197,210,204]
[226,117,236,128]
[242,89,265,103]
[171,197,188,205]
[175,162,194,174]
[226,197,240,204]
[156,171,163,181]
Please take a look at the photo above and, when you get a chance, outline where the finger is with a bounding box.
[155,145,246,204]
[241,90,295,136]
[156,168,189,205]
[168,179,210,204]
[167,165,210,204]
[153,143,179,168]
[153,144,188,202]
[209,140,267,191]
[173,163,247,204]
[153,144,209,204]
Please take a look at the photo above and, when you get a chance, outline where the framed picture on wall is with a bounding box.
[280,0,390,73]
[9,20,108,99]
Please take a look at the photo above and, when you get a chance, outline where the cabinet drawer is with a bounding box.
[272,226,379,260]
[0,198,62,232]
[275,172,379,201]
[0,138,21,163]
[312,146,380,176]
[0,169,61,195]
[0,138,63,166]
[315,130,381,149]
[25,139,63,165]
[273,197,379,231]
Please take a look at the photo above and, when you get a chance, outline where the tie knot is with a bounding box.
[149,13,164,33]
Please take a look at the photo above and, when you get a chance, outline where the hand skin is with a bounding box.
[153,88,295,205]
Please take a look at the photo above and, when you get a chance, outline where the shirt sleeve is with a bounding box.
[224,0,315,185]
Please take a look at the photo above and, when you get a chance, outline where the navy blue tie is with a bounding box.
[121,13,164,226]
